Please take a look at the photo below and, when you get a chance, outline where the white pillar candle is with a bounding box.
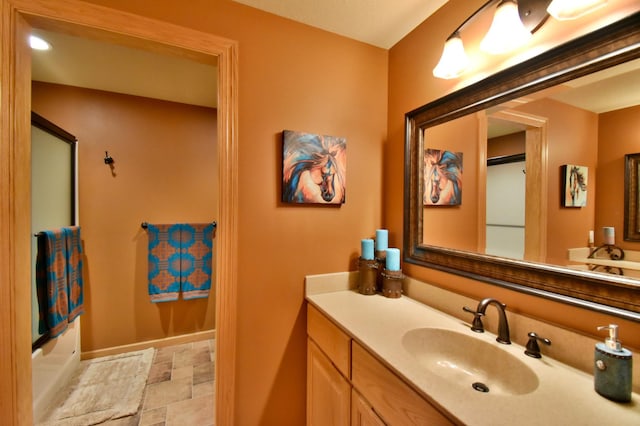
[589,230,594,245]
[603,227,615,245]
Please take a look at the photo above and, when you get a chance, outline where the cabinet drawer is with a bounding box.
[307,304,351,378]
[352,342,454,426]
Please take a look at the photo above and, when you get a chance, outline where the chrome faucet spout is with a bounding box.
[473,297,511,344]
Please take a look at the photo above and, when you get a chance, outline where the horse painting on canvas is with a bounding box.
[282,130,346,204]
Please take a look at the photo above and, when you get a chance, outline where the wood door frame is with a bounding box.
[0,1,239,424]
[484,109,548,262]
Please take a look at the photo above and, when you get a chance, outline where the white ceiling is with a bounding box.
[231,0,449,49]
[31,29,218,108]
[549,58,640,114]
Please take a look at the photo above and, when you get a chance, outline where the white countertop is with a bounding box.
[306,274,640,426]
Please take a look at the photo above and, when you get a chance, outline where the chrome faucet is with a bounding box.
[463,298,511,344]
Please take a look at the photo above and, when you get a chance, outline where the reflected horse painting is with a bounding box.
[564,164,588,207]
[424,148,463,205]
[282,130,346,204]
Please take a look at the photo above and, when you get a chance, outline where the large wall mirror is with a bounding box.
[404,12,640,321]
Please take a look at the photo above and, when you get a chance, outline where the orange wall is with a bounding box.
[77,1,388,424]
[388,0,640,357]
[488,132,525,157]
[596,105,640,250]
[32,82,218,351]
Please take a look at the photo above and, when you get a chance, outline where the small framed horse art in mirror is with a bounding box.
[423,148,463,206]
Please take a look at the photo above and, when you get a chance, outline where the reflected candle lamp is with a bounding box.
[603,227,615,245]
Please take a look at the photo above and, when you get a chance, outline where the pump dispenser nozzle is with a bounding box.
[597,324,622,351]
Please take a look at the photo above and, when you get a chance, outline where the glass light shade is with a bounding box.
[480,0,532,55]
[547,0,607,20]
[433,34,470,79]
[29,35,51,51]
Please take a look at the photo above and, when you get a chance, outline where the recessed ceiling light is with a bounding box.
[29,35,51,51]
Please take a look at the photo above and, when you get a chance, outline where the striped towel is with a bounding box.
[147,224,182,302]
[36,229,70,337]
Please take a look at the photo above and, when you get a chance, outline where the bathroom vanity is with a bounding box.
[307,303,452,425]
[305,273,640,425]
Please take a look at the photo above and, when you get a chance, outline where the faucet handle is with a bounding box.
[463,306,485,333]
[524,332,551,358]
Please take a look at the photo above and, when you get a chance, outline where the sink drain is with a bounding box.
[472,382,490,393]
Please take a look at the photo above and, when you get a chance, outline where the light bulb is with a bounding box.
[29,35,51,51]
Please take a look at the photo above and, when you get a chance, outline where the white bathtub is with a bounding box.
[31,317,81,423]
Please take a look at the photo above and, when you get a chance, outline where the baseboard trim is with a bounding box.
[81,329,216,360]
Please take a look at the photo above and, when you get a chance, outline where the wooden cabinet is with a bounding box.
[352,390,386,426]
[352,342,454,425]
[307,304,454,426]
[307,305,352,425]
[307,339,351,426]
[307,303,351,377]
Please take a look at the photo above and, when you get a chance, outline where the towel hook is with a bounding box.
[104,151,114,165]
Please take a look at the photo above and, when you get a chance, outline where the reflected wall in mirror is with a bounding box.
[405,12,640,320]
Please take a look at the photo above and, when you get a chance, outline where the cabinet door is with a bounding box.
[307,339,350,426]
[352,389,386,426]
[352,342,454,425]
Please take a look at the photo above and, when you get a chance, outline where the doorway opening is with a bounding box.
[1,2,238,425]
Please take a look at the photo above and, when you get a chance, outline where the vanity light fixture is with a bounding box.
[480,0,532,54]
[433,0,608,79]
[29,35,51,51]
[432,32,470,80]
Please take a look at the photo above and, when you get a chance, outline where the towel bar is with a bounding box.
[141,221,217,230]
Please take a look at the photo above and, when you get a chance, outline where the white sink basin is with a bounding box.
[401,327,539,396]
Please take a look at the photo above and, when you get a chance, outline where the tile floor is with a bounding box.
[106,338,215,426]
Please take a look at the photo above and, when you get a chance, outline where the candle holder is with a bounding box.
[375,250,387,293]
[588,244,625,275]
[381,269,404,298]
[357,257,378,295]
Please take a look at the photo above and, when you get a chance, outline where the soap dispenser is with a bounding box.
[594,324,632,402]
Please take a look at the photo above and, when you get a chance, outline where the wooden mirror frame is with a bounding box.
[404,12,640,321]
[624,153,640,242]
